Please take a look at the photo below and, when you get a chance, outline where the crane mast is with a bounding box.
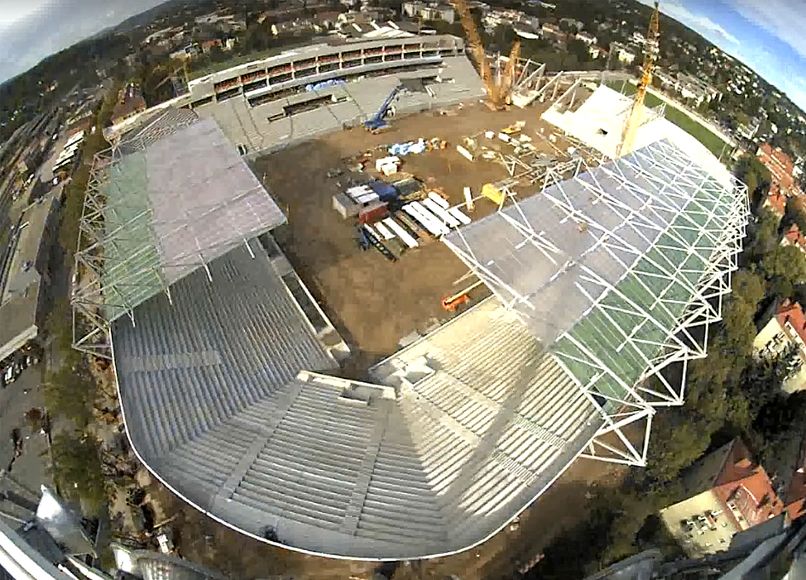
[451,0,520,109]
[618,1,660,156]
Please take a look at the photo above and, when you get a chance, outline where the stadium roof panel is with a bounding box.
[76,114,286,325]
[444,138,749,411]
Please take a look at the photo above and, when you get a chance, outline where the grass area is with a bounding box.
[607,80,730,159]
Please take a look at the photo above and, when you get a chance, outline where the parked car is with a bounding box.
[2,366,15,386]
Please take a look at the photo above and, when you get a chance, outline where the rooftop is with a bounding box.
[776,299,806,347]
[444,138,747,411]
[73,112,286,332]
[1,191,58,305]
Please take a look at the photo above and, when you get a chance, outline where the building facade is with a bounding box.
[753,300,806,393]
[402,1,456,24]
[660,439,784,556]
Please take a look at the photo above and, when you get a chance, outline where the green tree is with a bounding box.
[43,354,97,428]
[734,154,771,208]
[50,432,108,515]
[782,197,806,233]
[747,209,782,263]
[491,23,516,53]
[567,38,591,63]
[761,245,806,298]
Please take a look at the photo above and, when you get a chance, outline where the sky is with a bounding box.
[2,0,806,112]
[637,0,806,112]
[0,0,169,83]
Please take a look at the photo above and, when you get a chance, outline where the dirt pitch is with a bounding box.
[253,102,567,375]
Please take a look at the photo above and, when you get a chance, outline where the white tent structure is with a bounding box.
[542,84,732,181]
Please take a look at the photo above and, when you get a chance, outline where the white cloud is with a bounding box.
[637,0,739,46]
[731,0,806,61]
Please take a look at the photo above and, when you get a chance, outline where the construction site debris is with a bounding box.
[388,138,427,156]
[463,186,475,211]
[481,183,506,205]
[456,144,475,162]
[358,201,389,224]
[375,156,400,172]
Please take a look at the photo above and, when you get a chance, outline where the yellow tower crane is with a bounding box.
[451,0,521,110]
[618,1,660,156]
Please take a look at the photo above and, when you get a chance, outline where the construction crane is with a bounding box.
[364,85,403,132]
[617,0,660,156]
[451,0,521,110]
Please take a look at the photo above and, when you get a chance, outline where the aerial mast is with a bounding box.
[618,0,660,156]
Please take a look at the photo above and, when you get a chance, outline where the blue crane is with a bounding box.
[364,85,403,132]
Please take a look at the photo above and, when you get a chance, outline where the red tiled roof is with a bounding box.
[783,224,806,250]
[765,187,786,216]
[784,439,806,521]
[758,142,796,193]
[711,440,784,528]
[777,299,806,346]
[786,475,806,521]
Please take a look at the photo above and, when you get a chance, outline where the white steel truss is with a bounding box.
[71,114,284,358]
[443,139,749,466]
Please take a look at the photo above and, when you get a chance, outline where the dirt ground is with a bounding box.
[234,103,629,579]
[253,102,570,375]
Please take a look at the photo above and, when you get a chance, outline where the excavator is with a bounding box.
[451,0,521,110]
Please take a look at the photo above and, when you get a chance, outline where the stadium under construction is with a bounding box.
[71,34,750,560]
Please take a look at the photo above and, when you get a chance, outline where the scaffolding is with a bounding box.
[72,112,286,358]
[443,138,749,465]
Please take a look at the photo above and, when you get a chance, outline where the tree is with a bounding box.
[50,432,108,515]
[734,154,771,208]
[761,245,806,298]
[567,38,591,63]
[491,24,516,53]
[24,408,45,433]
[43,357,97,428]
[783,197,806,233]
[746,210,782,263]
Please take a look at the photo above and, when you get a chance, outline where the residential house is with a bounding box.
[758,143,796,195]
[540,22,565,41]
[753,299,806,392]
[402,1,455,24]
[611,42,637,65]
[271,19,316,36]
[659,439,785,556]
[676,73,722,106]
[783,438,806,521]
[737,116,762,142]
[588,45,606,60]
[575,31,597,46]
[782,224,806,254]
[312,10,346,30]
[200,39,223,53]
[558,17,583,32]
[110,84,147,127]
[763,188,787,219]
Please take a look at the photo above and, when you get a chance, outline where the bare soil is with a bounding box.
[253,102,566,375]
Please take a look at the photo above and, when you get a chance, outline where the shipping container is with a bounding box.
[358,201,389,224]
